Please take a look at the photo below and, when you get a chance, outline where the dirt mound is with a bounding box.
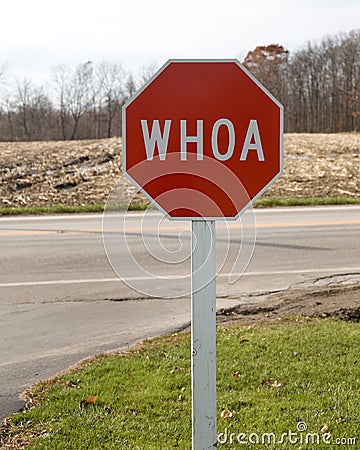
[0,133,359,209]
[217,273,360,325]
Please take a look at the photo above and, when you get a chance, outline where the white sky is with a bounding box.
[1,0,359,84]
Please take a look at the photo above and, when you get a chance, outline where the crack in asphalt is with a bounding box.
[289,272,360,289]
[2,273,359,306]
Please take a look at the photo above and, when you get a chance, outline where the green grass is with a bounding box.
[0,203,149,216]
[253,195,360,208]
[1,318,359,449]
[0,196,359,216]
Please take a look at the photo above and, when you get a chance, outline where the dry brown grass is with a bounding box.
[0,133,359,209]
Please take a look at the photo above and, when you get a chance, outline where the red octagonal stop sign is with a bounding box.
[122,59,283,219]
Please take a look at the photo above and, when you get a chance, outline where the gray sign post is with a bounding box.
[191,219,217,448]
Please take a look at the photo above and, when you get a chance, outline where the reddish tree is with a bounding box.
[243,44,289,101]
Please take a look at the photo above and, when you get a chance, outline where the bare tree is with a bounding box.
[15,78,34,140]
[96,61,126,138]
[0,65,12,140]
[0,63,8,84]
[124,73,137,100]
[0,94,16,141]
[137,62,157,87]
[52,62,97,139]
[52,64,71,139]
[13,79,54,140]
[67,62,96,139]
[342,30,360,131]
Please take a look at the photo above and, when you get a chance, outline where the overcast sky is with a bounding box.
[2,0,359,84]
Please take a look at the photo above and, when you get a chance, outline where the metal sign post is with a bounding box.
[191,219,217,449]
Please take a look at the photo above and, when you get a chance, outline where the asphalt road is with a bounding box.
[1,205,360,421]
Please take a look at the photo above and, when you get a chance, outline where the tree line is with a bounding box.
[243,29,359,133]
[0,29,358,141]
[0,61,150,141]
